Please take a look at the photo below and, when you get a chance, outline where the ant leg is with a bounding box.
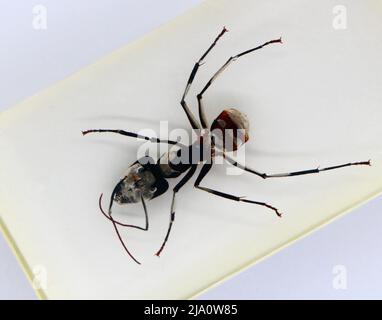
[263,160,371,178]
[155,164,198,257]
[197,37,282,111]
[99,193,148,231]
[224,154,371,179]
[82,129,187,148]
[181,27,228,129]
[223,154,265,179]
[194,163,282,217]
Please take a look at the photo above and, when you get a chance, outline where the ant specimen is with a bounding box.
[83,27,370,264]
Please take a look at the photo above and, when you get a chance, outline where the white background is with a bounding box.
[0,0,381,299]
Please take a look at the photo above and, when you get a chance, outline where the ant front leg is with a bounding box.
[155,164,198,257]
[82,129,186,147]
[194,163,282,217]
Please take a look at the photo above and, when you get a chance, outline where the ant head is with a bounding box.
[113,177,140,204]
[113,161,169,205]
[113,162,155,204]
[210,108,249,151]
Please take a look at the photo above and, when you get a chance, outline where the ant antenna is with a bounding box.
[98,194,147,230]
[101,188,141,265]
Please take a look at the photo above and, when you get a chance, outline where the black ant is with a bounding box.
[82,27,370,264]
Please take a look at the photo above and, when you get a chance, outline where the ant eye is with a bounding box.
[150,186,157,193]
[137,166,144,173]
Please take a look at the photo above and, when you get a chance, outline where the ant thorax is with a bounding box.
[158,145,184,178]
[211,108,249,151]
[114,163,157,204]
[159,134,214,174]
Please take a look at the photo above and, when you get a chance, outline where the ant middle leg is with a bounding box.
[194,163,282,217]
